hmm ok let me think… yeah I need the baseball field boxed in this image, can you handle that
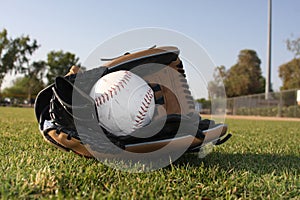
[0,107,299,199]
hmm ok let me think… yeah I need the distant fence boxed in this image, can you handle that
[2,89,300,118]
[226,89,300,118]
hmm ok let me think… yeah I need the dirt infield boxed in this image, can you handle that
[201,114,300,122]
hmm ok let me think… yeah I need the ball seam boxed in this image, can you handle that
[133,87,154,131]
[94,71,132,106]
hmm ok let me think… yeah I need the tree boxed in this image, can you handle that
[29,60,47,80]
[0,29,10,89]
[208,66,226,98]
[25,60,47,102]
[2,76,45,104]
[278,36,300,90]
[47,50,80,84]
[2,60,46,105]
[279,58,300,90]
[286,36,300,58]
[224,49,265,97]
[0,28,39,89]
[196,98,211,109]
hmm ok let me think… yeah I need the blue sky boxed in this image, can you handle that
[1,0,300,93]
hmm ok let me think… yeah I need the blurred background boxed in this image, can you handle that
[0,0,300,117]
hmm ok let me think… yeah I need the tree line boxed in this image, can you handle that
[1,28,300,102]
[208,36,300,98]
[0,29,80,102]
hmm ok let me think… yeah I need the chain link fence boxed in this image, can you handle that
[226,89,300,118]
[2,89,300,118]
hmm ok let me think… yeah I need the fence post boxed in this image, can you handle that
[294,90,297,117]
[233,98,236,115]
[278,91,282,117]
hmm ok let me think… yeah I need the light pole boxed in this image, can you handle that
[265,0,272,99]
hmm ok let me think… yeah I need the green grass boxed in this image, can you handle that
[0,107,299,199]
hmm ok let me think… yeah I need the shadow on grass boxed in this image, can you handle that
[174,152,300,174]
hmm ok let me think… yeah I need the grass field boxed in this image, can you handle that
[0,107,299,199]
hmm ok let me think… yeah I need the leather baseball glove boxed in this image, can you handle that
[34,46,231,158]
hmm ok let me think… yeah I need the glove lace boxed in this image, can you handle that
[49,98,79,140]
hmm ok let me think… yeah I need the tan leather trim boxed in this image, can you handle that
[65,65,80,76]
[47,130,93,157]
[45,126,227,157]
[103,46,179,67]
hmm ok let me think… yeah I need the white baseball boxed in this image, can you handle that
[89,70,155,136]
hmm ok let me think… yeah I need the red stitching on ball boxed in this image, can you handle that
[136,115,144,120]
[114,87,118,94]
[121,79,127,86]
[101,95,106,104]
[139,110,146,116]
[105,93,109,101]
[93,71,132,105]
[133,87,154,130]
[108,89,113,97]
[142,101,149,109]
[95,97,100,106]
